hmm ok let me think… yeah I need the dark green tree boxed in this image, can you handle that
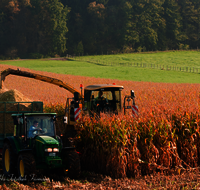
[28,0,69,56]
[119,1,139,52]
[0,0,21,57]
[178,0,200,49]
[0,6,5,56]
[84,1,106,54]
[0,0,69,58]
[61,0,92,54]
[104,0,133,52]
[133,0,165,51]
[162,0,183,50]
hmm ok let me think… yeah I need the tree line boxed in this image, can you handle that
[0,0,199,59]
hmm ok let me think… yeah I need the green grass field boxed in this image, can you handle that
[79,50,200,68]
[0,51,200,83]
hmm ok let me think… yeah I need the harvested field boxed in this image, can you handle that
[0,167,200,189]
[0,64,199,110]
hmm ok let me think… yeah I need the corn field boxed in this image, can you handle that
[1,65,200,179]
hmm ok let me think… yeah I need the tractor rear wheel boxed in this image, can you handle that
[66,151,81,178]
[2,142,16,176]
[17,153,36,180]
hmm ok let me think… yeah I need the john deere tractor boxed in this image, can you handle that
[1,104,80,179]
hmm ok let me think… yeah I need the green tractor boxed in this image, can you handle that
[2,112,81,179]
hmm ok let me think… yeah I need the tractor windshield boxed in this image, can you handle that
[84,89,122,113]
[27,115,55,138]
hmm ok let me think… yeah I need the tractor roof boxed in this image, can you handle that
[84,84,124,91]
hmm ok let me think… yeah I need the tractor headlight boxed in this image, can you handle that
[45,148,52,152]
[53,148,59,152]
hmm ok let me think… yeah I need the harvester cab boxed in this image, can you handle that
[65,83,137,126]
[83,84,123,114]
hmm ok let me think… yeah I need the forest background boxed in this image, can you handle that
[0,0,200,59]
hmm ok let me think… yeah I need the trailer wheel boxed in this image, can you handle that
[2,142,16,176]
[17,153,36,180]
[66,151,81,178]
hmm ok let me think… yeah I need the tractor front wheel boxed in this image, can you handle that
[17,153,36,180]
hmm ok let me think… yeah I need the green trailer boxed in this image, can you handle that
[0,101,80,180]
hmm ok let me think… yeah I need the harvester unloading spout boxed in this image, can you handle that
[0,68,83,99]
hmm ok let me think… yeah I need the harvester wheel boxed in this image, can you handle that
[17,153,36,180]
[2,142,16,176]
[65,151,81,178]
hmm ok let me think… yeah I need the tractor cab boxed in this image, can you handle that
[84,84,123,114]
[11,113,64,170]
[12,113,57,141]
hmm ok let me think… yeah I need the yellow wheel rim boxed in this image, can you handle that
[20,160,25,178]
[4,149,10,172]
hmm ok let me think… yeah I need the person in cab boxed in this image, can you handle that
[94,91,109,113]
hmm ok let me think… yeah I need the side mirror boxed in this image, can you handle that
[74,92,79,108]
[131,90,135,98]
[74,92,79,102]
[63,116,68,124]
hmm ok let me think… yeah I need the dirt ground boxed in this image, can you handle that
[0,158,200,190]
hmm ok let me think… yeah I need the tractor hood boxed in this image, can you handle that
[35,136,59,145]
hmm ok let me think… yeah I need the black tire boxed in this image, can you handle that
[65,151,81,178]
[2,142,16,177]
[17,153,36,181]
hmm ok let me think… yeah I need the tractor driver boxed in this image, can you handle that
[94,91,109,112]
[28,120,42,138]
